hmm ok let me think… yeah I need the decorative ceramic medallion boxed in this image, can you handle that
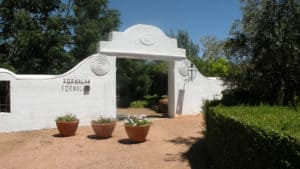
[90,54,111,76]
[178,60,197,81]
[178,60,190,77]
[139,33,156,46]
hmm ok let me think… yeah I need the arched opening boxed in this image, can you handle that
[116,58,168,117]
[98,24,186,117]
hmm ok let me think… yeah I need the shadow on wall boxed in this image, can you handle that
[176,89,185,115]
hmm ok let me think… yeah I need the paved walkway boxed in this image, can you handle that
[0,115,205,169]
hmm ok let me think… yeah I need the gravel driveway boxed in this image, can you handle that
[0,115,205,169]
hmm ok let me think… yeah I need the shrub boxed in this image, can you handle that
[129,100,149,108]
[144,94,159,107]
[92,116,116,124]
[124,115,152,126]
[205,105,300,169]
[161,95,168,99]
[56,114,77,122]
[143,94,159,100]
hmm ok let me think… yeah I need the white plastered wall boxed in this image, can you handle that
[172,59,224,115]
[0,24,224,132]
[0,54,116,132]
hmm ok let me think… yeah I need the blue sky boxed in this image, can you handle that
[109,0,243,45]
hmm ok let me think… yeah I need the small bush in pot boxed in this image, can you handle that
[124,115,152,142]
[56,114,79,137]
[91,116,116,138]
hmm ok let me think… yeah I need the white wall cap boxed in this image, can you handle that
[207,77,221,80]
[98,24,186,60]
[0,53,102,80]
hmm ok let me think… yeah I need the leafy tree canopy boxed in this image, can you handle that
[0,0,120,74]
[169,29,199,59]
[170,30,231,77]
[71,0,120,62]
[224,0,300,106]
[200,35,225,60]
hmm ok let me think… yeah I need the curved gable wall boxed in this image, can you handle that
[99,24,186,61]
[0,54,116,132]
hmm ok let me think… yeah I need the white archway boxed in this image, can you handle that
[98,24,186,117]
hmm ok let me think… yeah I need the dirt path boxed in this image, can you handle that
[117,107,167,118]
[0,115,205,169]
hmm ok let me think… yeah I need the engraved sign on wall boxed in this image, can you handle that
[61,78,91,95]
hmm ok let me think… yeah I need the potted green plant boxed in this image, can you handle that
[124,115,152,142]
[91,116,116,138]
[55,114,79,137]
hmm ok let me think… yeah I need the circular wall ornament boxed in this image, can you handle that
[178,60,190,77]
[90,54,111,76]
[139,33,156,46]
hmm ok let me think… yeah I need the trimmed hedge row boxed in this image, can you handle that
[205,105,300,169]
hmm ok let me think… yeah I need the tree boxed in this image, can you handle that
[0,0,120,74]
[146,61,168,97]
[116,58,169,107]
[200,35,225,60]
[224,0,300,106]
[0,0,72,74]
[170,30,231,77]
[117,59,153,103]
[169,29,199,59]
[70,0,120,62]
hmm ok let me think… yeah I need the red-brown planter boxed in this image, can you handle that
[56,120,79,137]
[91,121,116,138]
[159,98,168,114]
[124,125,151,142]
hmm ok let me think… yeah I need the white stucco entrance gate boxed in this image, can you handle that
[0,24,223,132]
[98,24,186,117]
[97,24,223,117]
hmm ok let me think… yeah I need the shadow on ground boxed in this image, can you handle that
[167,136,212,169]
[168,136,199,146]
[118,138,147,145]
[52,134,63,137]
[117,114,168,120]
[146,114,169,118]
[86,135,112,140]
[183,139,211,169]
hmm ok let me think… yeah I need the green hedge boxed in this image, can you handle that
[205,105,300,169]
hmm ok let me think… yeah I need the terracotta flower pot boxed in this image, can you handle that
[159,98,168,113]
[56,120,79,137]
[125,125,151,142]
[91,121,116,138]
